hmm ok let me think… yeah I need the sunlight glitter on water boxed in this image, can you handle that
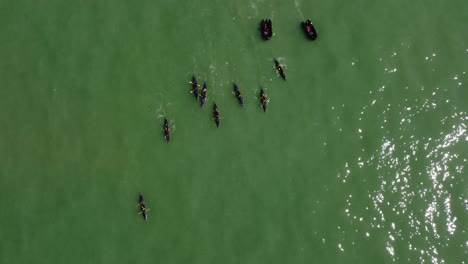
[337,83,467,262]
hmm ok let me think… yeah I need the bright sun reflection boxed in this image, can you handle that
[336,82,466,263]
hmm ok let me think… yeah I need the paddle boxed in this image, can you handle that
[138,208,150,214]
[232,91,243,97]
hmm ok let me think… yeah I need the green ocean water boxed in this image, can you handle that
[0,0,467,263]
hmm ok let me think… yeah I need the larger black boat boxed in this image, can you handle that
[302,19,318,40]
[260,19,272,40]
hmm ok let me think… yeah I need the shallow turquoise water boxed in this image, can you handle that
[0,0,467,263]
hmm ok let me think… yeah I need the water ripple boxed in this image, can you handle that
[338,90,467,262]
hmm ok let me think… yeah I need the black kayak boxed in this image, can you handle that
[213,103,220,127]
[233,84,244,106]
[274,58,286,80]
[163,118,170,143]
[200,83,207,107]
[302,19,318,40]
[139,193,148,222]
[260,19,272,40]
[190,76,199,99]
[260,89,268,112]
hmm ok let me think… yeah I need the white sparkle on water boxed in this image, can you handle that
[386,242,395,256]
[337,86,467,263]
